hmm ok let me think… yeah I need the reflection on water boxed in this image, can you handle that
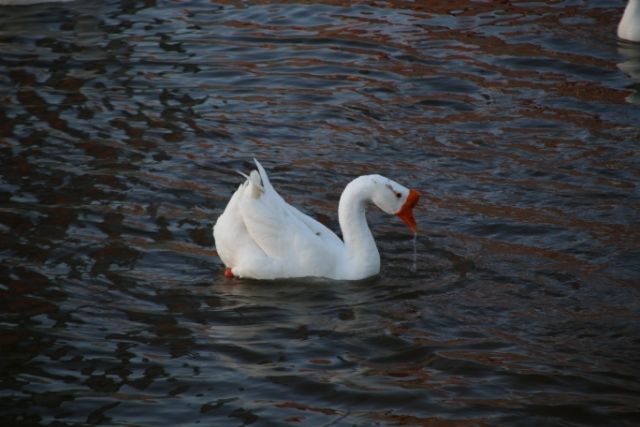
[618,42,640,103]
[1,0,639,425]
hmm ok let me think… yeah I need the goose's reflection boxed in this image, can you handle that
[618,42,640,104]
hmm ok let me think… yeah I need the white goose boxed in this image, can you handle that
[618,0,640,42]
[213,160,420,280]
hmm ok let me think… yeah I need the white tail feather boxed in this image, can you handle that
[247,170,264,197]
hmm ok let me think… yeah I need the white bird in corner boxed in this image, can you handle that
[618,0,640,42]
[213,159,420,281]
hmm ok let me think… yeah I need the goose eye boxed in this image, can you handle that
[395,192,402,198]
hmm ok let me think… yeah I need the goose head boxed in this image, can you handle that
[370,176,421,233]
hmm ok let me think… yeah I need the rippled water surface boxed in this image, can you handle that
[2,0,640,425]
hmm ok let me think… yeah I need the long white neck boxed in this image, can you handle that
[337,176,380,279]
[619,0,640,42]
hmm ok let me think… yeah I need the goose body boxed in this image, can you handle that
[619,0,640,42]
[213,160,420,280]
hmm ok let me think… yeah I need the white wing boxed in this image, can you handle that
[214,159,347,279]
[238,160,343,273]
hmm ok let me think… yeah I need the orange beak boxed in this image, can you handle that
[396,189,420,233]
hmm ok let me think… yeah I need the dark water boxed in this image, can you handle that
[1,0,639,425]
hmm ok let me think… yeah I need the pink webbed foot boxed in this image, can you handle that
[224,268,235,279]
